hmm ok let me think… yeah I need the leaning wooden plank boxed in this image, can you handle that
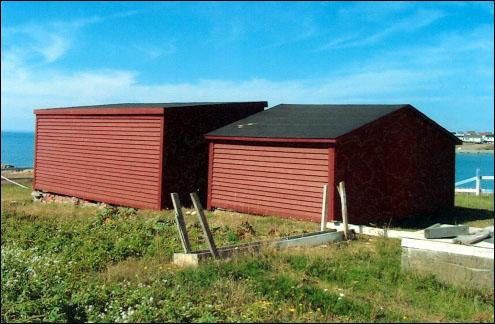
[170,193,192,253]
[424,224,469,239]
[190,192,219,259]
[454,231,491,245]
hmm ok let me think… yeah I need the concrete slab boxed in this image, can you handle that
[424,224,469,239]
[402,247,494,289]
[402,237,494,289]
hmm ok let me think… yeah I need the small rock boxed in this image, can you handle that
[31,191,43,199]
[97,203,108,209]
[83,202,98,208]
[31,191,42,202]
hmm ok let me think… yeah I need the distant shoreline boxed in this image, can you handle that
[455,151,494,155]
[456,143,494,155]
[456,150,494,155]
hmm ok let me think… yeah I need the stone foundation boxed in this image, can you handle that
[32,191,108,209]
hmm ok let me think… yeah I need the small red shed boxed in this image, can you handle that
[33,102,267,210]
[205,104,461,224]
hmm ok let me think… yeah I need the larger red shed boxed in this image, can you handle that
[205,104,461,224]
[33,102,267,210]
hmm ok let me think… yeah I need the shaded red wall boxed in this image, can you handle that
[333,108,457,225]
[162,103,266,208]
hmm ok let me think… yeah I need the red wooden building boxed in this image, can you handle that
[33,102,267,210]
[205,104,461,224]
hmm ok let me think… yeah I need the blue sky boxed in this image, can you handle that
[1,1,493,132]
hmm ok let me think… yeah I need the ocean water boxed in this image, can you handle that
[1,131,493,189]
[455,152,494,190]
[1,131,35,168]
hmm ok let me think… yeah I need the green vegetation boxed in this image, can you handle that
[455,194,494,227]
[2,184,494,323]
[393,193,494,230]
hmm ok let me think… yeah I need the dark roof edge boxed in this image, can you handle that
[35,101,267,110]
[164,101,268,112]
[204,135,336,143]
[329,104,408,140]
[34,107,166,115]
[337,105,462,144]
[34,101,268,115]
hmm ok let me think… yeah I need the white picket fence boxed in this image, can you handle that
[455,169,494,195]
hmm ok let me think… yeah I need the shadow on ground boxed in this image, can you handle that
[392,207,494,229]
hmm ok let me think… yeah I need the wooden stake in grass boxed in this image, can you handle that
[321,184,328,231]
[337,181,349,240]
[190,192,219,259]
[170,193,192,253]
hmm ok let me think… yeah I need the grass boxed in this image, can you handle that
[1,183,494,323]
[393,194,494,229]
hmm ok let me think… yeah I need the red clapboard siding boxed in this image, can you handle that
[34,115,163,209]
[209,142,330,221]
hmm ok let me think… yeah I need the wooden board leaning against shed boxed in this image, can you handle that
[170,190,348,267]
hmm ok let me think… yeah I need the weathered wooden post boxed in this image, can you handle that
[320,184,328,231]
[475,168,481,196]
[337,181,349,240]
[190,192,219,259]
[170,193,192,253]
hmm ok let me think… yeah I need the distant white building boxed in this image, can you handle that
[453,132,465,141]
[451,131,493,143]
[481,132,494,143]
[463,135,483,143]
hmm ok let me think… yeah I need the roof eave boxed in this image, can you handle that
[204,135,336,143]
[34,107,166,115]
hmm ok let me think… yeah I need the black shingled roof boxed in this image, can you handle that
[207,104,410,139]
[38,102,267,110]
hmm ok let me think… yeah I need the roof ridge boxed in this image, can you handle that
[206,103,458,144]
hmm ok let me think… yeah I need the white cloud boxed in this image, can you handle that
[0,60,453,131]
[3,21,491,131]
[1,6,492,132]
[34,34,70,63]
[320,9,445,50]
[2,26,71,64]
[1,9,145,66]
[337,2,414,21]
